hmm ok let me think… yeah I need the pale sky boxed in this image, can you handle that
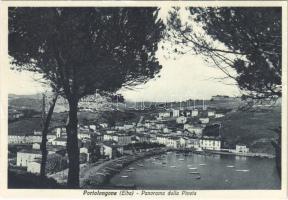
[8,52,241,101]
[7,7,241,102]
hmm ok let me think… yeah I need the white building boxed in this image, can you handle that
[78,131,91,140]
[112,134,132,145]
[172,109,180,117]
[136,134,151,143]
[16,149,42,167]
[215,113,225,118]
[156,135,179,148]
[200,138,221,151]
[32,143,41,150]
[56,127,67,138]
[9,135,42,144]
[99,123,108,128]
[51,137,67,146]
[124,124,135,130]
[27,159,41,174]
[199,118,210,124]
[191,110,199,117]
[103,133,114,141]
[176,116,187,124]
[106,130,116,134]
[235,145,249,153]
[8,135,26,144]
[159,112,171,118]
[208,111,215,117]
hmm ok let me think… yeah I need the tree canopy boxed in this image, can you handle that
[9,7,164,101]
[166,7,281,100]
[9,7,165,188]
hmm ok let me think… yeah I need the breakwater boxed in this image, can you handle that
[168,148,275,159]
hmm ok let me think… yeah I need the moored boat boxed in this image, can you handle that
[189,172,200,174]
[189,167,197,170]
[235,169,249,172]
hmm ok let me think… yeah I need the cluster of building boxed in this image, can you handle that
[9,107,249,176]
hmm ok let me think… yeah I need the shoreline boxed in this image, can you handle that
[80,148,167,189]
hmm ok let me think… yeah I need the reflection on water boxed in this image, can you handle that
[109,152,280,190]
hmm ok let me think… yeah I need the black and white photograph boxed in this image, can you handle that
[1,1,287,197]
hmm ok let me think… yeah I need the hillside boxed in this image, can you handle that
[220,107,281,154]
[8,110,139,135]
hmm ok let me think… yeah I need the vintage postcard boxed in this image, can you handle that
[0,1,287,199]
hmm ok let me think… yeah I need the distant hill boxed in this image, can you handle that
[9,97,42,111]
[220,106,281,154]
[8,109,138,135]
[9,93,43,99]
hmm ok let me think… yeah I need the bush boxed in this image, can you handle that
[8,170,65,189]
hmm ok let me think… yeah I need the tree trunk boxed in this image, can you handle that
[271,127,281,179]
[40,93,58,177]
[66,98,80,188]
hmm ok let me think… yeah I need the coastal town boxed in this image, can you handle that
[9,94,273,187]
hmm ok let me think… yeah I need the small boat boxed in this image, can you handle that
[125,170,133,172]
[170,166,177,168]
[189,167,197,170]
[121,175,129,178]
[226,165,235,168]
[199,164,206,166]
[178,158,184,161]
[236,169,249,172]
[189,172,200,174]
[195,176,201,179]
[128,167,135,170]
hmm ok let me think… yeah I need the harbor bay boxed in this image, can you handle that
[109,152,280,190]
